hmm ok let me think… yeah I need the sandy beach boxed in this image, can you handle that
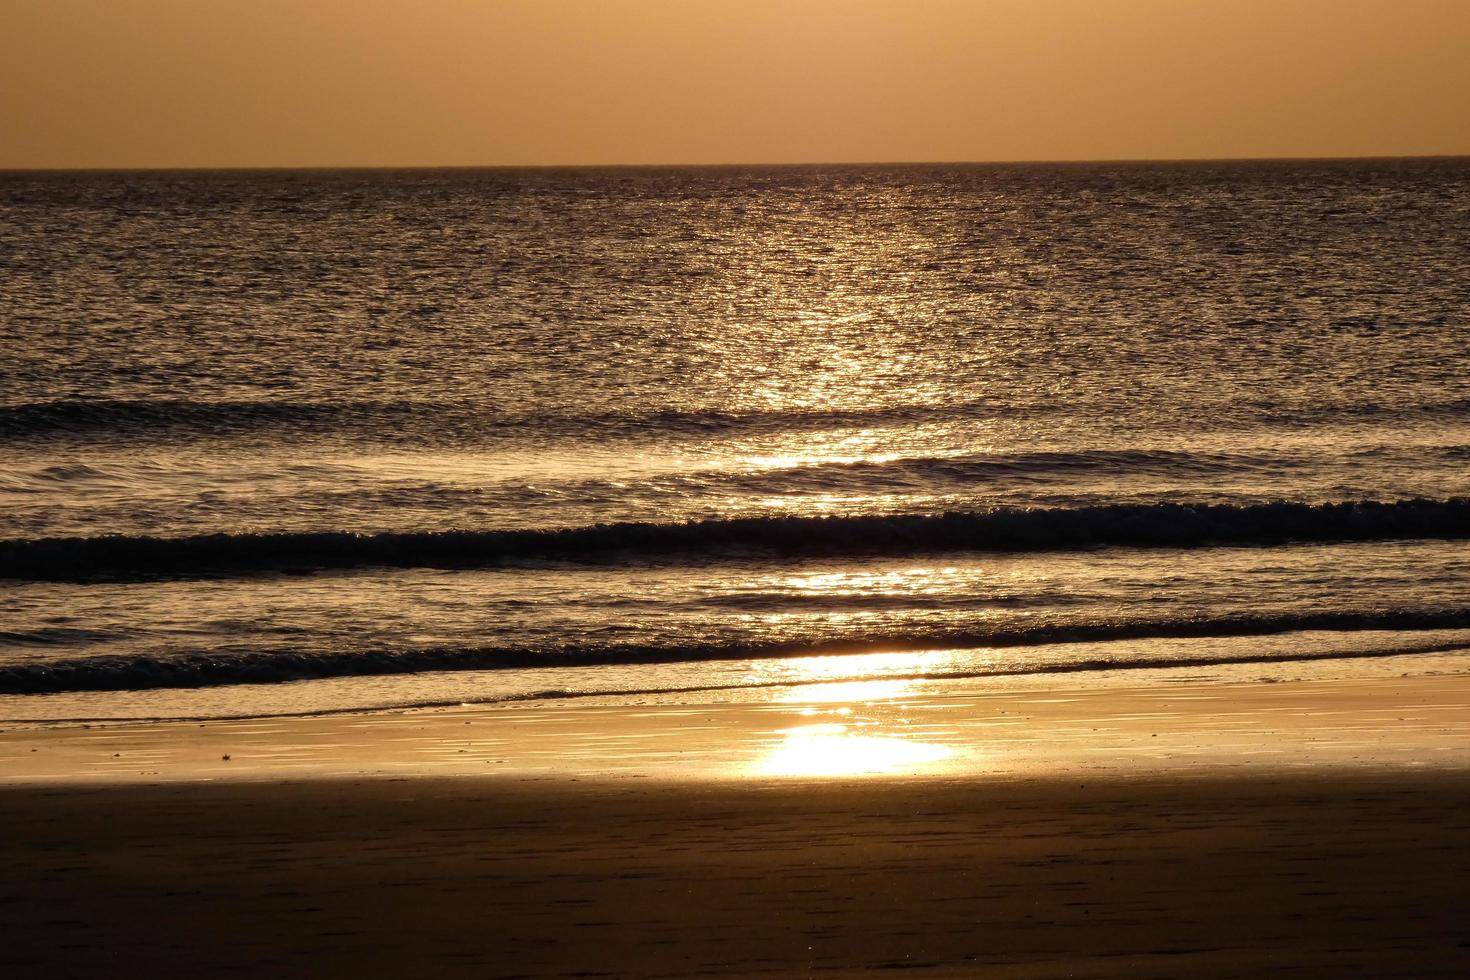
[4,669,1469,978]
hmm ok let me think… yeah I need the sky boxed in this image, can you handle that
[3,0,1468,168]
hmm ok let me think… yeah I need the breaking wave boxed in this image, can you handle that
[0,398,1027,443]
[4,607,1470,694]
[6,393,1470,445]
[4,497,1470,582]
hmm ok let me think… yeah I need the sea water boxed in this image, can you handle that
[4,160,1470,721]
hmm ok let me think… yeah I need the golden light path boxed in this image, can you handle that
[750,651,963,778]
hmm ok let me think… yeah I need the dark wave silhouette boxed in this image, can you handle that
[0,447,1302,496]
[6,393,1470,444]
[0,399,355,440]
[0,397,1026,443]
[3,497,1469,582]
[3,607,1469,695]
[708,448,1299,491]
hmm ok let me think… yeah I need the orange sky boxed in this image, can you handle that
[3,0,1468,168]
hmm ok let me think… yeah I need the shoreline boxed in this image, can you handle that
[7,626,1470,728]
[4,667,1468,784]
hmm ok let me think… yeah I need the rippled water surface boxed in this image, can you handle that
[3,160,1469,716]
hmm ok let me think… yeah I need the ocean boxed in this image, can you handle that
[4,158,1470,722]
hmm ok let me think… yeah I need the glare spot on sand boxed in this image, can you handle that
[755,724,955,777]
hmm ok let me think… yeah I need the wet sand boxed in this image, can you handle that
[3,672,1470,977]
[5,772,1470,978]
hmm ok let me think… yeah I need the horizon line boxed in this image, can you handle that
[3,152,1469,174]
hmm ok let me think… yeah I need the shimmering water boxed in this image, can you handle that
[3,159,1470,718]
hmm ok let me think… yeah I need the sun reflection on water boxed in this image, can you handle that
[779,678,917,704]
[740,451,907,470]
[748,648,960,687]
[749,649,964,777]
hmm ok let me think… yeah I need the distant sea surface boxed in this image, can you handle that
[4,160,1470,720]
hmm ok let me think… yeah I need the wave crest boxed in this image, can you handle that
[3,497,1469,582]
[4,607,1469,694]
[8,394,1470,444]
